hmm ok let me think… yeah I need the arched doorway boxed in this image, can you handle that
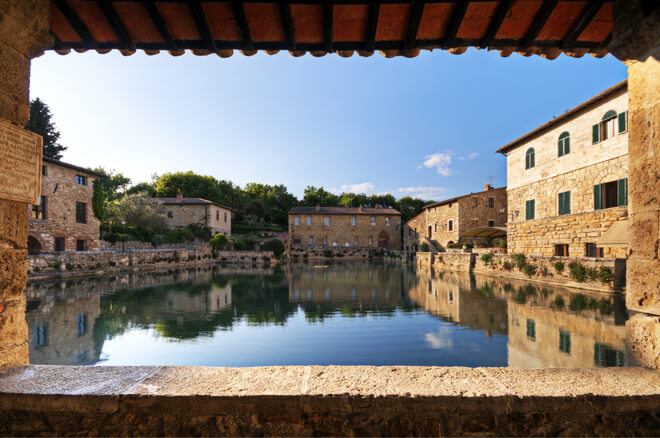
[27,236,42,255]
[378,231,389,249]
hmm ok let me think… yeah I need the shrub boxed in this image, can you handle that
[569,262,587,282]
[586,267,599,282]
[209,233,230,250]
[502,261,514,271]
[512,254,526,269]
[569,293,587,312]
[420,243,430,252]
[263,239,285,257]
[598,267,614,284]
[161,227,195,244]
[598,298,613,315]
[480,253,494,266]
[234,239,248,251]
[554,295,565,309]
[521,263,537,277]
[553,261,565,274]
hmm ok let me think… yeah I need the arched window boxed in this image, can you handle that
[602,110,617,121]
[558,132,570,157]
[525,148,535,169]
[593,109,623,143]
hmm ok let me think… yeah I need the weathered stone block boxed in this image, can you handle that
[0,343,28,367]
[626,257,660,315]
[0,0,53,58]
[0,248,27,302]
[629,211,660,259]
[626,313,660,369]
[0,198,27,248]
[0,89,29,126]
[0,295,27,346]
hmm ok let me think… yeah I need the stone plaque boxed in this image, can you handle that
[0,119,42,204]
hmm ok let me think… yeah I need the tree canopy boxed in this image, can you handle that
[25,98,67,159]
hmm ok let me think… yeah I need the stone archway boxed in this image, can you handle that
[378,230,389,249]
[27,236,42,255]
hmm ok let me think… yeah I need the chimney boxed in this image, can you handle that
[484,184,492,191]
[374,204,382,209]
[358,205,363,212]
[315,203,320,211]
[176,192,183,202]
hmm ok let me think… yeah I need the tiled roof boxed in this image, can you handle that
[289,206,400,216]
[42,156,104,177]
[157,198,233,210]
[496,80,628,154]
[423,186,506,210]
[49,1,613,59]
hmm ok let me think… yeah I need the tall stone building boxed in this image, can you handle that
[156,194,232,236]
[27,157,103,254]
[497,80,629,258]
[404,185,507,251]
[288,205,402,250]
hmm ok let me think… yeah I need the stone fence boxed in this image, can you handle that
[27,247,273,277]
[288,245,414,263]
[416,251,625,292]
[99,240,202,251]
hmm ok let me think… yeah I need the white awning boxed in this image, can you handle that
[597,220,629,247]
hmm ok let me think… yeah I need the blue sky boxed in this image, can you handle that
[30,48,627,201]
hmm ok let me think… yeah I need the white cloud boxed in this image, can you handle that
[420,153,452,176]
[458,152,479,160]
[339,182,375,194]
[425,327,454,350]
[398,186,447,200]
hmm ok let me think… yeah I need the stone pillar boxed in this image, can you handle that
[0,0,52,367]
[610,1,660,369]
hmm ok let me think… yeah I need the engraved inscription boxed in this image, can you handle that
[0,119,42,204]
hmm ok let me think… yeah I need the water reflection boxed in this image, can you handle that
[24,262,629,367]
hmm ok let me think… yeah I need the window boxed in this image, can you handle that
[216,211,219,221]
[76,314,87,337]
[42,165,47,176]
[525,199,535,220]
[351,216,356,226]
[369,236,373,246]
[585,243,604,258]
[75,174,87,185]
[293,238,301,244]
[31,196,47,219]
[323,236,328,245]
[488,197,494,208]
[593,110,627,143]
[167,211,173,219]
[75,202,87,224]
[594,343,626,367]
[559,329,571,354]
[324,216,330,225]
[76,240,86,251]
[294,216,300,225]
[306,216,312,225]
[434,222,438,232]
[555,244,569,257]
[558,131,570,157]
[448,220,453,231]
[558,191,570,216]
[385,217,391,226]
[525,148,535,169]
[55,237,65,252]
[488,220,495,227]
[594,178,627,210]
[33,324,48,348]
[526,319,536,341]
[370,217,376,226]
[224,212,227,222]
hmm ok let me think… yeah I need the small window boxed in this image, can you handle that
[369,236,373,246]
[75,175,87,185]
[167,211,173,219]
[75,202,87,224]
[306,216,312,225]
[351,217,356,226]
[76,240,86,251]
[488,220,495,227]
[55,237,65,252]
[525,199,535,220]
[526,319,536,341]
[558,131,570,157]
[216,211,219,221]
[76,314,87,337]
[31,196,47,220]
[558,191,570,216]
[585,243,603,258]
[559,329,571,354]
[525,148,535,170]
[594,178,627,210]
[593,110,619,143]
[555,244,569,257]
[325,216,330,225]
[434,222,438,232]
[224,212,227,223]
[594,343,626,367]
[33,324,48,348]
[488,197,494,208]
[385,217,391,226]
[42,165,47,176]
[371,217,376,226]
[323,236,328,245]
[293,238,301,244]
[294,216,300,225]
[448,220,453,231]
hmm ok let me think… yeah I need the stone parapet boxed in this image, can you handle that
[288,245,413,263]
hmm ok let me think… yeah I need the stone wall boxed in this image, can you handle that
[416,252,473,273]
[508,206,628,258]
[99,240,201,251]
[288,245,412,263]
[161,202,232,236]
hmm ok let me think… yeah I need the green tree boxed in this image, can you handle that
[243,183,298,225]
[111,193,167,233]
[93,167,131,202]
[153,171,240,208]
[126,182,156,197]
[25,98,67,159]
[303,186,339,207]
[395,197,435,222]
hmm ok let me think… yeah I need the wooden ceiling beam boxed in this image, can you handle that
[144,0,179,51]
[561,0,605,48]
[480,0,514,47]
[278,3,295,50]
[97,0,135,51]
[189,1,217,52]
[443,0,468,48]
[404,1,425,51]
[363,2,380,52]
[231,1,254,51]
[324,3,334,52]
[52,0,96,47]
[520,0,558,48]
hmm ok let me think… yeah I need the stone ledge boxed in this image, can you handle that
[0,365,658,435]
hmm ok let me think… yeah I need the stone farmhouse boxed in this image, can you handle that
[497,80,628,259]
[27,157,103,254]
[405,185,508,252]
[288,205,402,250]
[156,193,232,236]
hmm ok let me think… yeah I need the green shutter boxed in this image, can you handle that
[618,178,628,206]
[592,124,600,144]
[594,184,602,210]
[618,112,627,133]
[565,136,569,154]
[565,191,570,214]
[558,139,562,157]
[526,200,535,220]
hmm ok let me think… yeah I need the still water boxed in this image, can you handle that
[24,262,629,367]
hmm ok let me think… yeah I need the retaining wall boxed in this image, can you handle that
[288,245,413,263]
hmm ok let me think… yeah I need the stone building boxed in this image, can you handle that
[156,193,232,236]
[27,157,103,254]
[288,205,402,250]
[404,185,507,251]
[497,81,629,258]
